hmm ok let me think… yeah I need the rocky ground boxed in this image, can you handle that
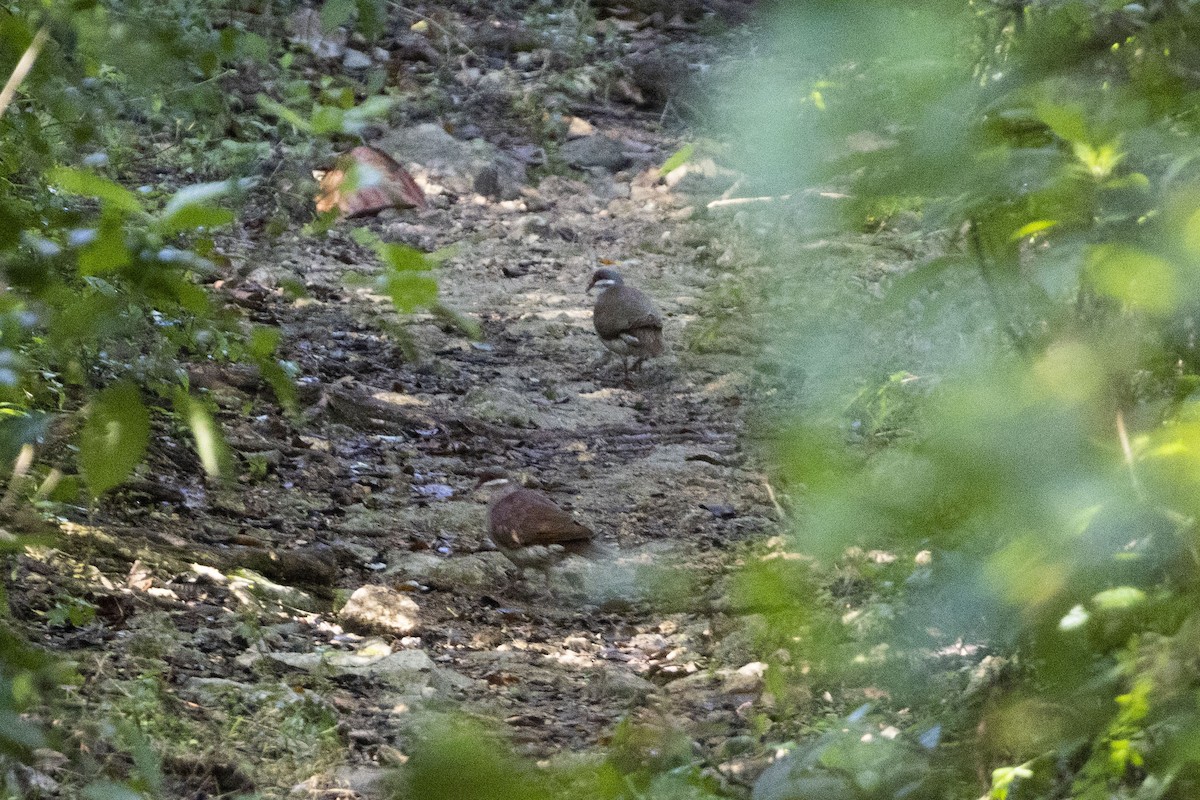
[1,2,918,798]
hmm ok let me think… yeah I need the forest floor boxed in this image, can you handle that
[3,3,933,798]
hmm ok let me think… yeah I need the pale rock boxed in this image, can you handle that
[723,661,768,694]
[338,585,421,636]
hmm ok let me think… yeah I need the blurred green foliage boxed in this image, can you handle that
[723,0,1200,797]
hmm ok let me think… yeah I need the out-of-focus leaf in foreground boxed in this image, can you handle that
[79,382,150,495]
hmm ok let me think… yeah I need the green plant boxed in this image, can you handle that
[723,1,1200,797]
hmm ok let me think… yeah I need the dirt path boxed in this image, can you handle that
[267,164,781,765]
[9,126,786,800]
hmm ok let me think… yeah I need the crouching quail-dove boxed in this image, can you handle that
[587,267,663,381]
[475,470,599,572]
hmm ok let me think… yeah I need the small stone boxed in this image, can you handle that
[723,661,768,694]
[343,48,372,69]
[718,735,757,759]
[587,667,658,701]
[566,116,596,138]
[560,135,630,170]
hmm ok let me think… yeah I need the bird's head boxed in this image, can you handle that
[587,267,624,295]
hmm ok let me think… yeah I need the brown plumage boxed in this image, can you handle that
[587,267,663,379]
[489,486,594,549]
[477,472,595,569]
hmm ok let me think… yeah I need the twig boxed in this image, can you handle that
[0,25,50,120]
[763,478,786,520]
[1115,409,1143,497]
[718,177,744,201]
[707,194,793,209]
[386,2,480,59]
[0,443,35,516]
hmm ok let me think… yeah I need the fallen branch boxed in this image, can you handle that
[0,25,49,120]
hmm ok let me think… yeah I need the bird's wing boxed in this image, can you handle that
[594,287,662,339]
[493,490,593,546]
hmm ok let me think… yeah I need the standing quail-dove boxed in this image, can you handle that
[587,267,664,381]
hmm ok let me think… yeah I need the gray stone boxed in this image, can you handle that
[266,645,471,695]
[333,506,395,537]
[427,552,513,589]
[331,766,388,798]
[560,135,630,170]
[384,552,444,581]
[286,7,347,60]
[464,385,538,427]
[662,157,738,196]
[330,540,381,566]
[183,677,331,714]
[664,670,717,695]
[587,667,658,701]
[227,569,319,612]
[246,264,302,289]
[376,124,526,200]
[342,48,372,70]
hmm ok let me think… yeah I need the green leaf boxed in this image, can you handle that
[385,271,438,312]
[174,392,232,480]
[0,201,23,249]
[256,94,312,132]
[1010,219,1058,240]
[377,242,430,272]
[659,143,696,177]
[77,219,131,275]
[248,326,282,360]
[81,781,145,800]
[432,302,482,339]
[0,710,45,752]
[321,0,356,31]
[342,95,394,133]
[356,0,386,39]
[247,328,297,414]
[237,31,271,62]
[160,178,253,220]
[258,359,298,416]
[1036,101,1088,145]
[426,244,460,266]
[1086,244,1178,313]
[1092,586,1146,611]
[79,382,150,495]
[156,204,235,234]
[311,104,346,135]
[349,227,380,248]
[47,167,144,216]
